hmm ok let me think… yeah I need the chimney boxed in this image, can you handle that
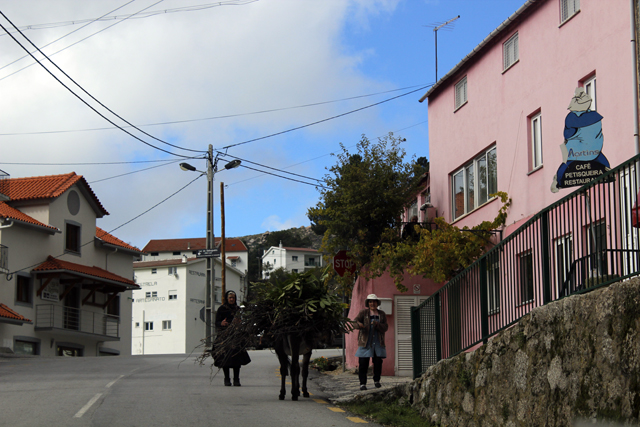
[182,255,187,263]
[279,240,283,248]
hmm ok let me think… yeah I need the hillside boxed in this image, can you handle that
[237,225,323,252]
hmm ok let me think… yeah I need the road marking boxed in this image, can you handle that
[346,417,368,423]
[105,375,124,388]
[328,407,345,413]
[74,393,102,418]
[313,399,328,404]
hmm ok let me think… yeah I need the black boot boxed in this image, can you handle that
[233,378,241,386]
[224,378,231,386]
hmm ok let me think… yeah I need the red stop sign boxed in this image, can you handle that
[333,250,356,277]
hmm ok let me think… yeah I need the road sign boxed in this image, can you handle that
[333,250,356,277]
[196,248,220,258]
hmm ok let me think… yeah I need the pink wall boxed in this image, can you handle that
[427,0,636,232]
[345,269,443,376]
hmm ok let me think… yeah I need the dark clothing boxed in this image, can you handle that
[359,356,383,384]
[214,303,251,368]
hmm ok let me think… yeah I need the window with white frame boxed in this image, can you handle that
[168,266,177,275]
[503,32,519,71]
[530,112,543,169]
[584,75,596,111]
[451,146,497,219]
[151,268,157,274]
[146,291,157,298]
[169,290,177,300]
[162,320,171,330]
[145,322,153,331]
[560,0,580,23]
[292,256,298,262]
[230,259,237,267]
[408,200,418,221]
[454,76,467,110]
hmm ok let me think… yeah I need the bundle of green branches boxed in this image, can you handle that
[198,267,351,367]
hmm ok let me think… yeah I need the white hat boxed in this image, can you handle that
[365,294,380,305]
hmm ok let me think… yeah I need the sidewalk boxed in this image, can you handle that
[311,359,413,404]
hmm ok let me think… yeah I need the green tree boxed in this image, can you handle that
[308,133,424,286]
[369,192,511,291]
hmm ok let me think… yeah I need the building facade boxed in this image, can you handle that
[421,0,638,237]
[0,172,141,357]
[132,238,248,355]
[261,243,323,278]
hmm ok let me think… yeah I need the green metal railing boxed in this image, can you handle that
[412,154,640,378]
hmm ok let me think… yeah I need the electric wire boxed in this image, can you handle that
[0,159,188,166]
[0,1,260,35]
[88,158,191,184]
[0,14,199,159]
[0,0,136,73]
[217,152,323,183]
[0,9,204,156]
[220,84,432,150]
[0,0,164,83]
[237,164,326,188]
[0,84,429,136]
[5,172,204,277]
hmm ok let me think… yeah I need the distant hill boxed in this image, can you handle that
[237,226,323,253]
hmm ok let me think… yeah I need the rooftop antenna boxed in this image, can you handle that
[426,15,460,82]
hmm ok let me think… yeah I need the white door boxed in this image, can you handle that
[395,295,428,377]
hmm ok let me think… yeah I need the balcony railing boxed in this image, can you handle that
[35,304,120,340]
[0,244,7,273]
[304,261,322,267]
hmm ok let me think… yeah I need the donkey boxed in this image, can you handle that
[273,330,333,401]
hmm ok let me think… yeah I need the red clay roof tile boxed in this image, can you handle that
[0,303,31,323]
[6,173,108,216]
[142,237,247,253]
[96,227,142,253]
[0,202,59,231]
[33,256,138,288]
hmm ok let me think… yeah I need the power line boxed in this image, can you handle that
[0,12,201,159]
[0,1,260,35]
[237,164,326,188]
[0,0,136,73]
[0,84,429,136]
[0,159,188,166]
[88,158,190,184]
[221,84,432,150]
[217,153,323,183]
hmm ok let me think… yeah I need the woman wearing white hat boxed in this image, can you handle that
[353,293,388,390]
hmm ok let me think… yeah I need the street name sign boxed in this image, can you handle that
[196,248,220,258]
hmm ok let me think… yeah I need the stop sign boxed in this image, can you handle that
[333,250,356,277]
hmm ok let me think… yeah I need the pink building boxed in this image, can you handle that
[410,0,640,370]
[421,0,638,235]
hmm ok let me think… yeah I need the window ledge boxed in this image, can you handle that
[527,165,543,175]
[559,9,580,28]
[451,195,499,224]
[502,59,519,74]
[454,100,468,113]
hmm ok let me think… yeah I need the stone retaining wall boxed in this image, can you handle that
[403,277,640,426]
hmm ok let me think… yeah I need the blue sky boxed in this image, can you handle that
[0,0,525,249]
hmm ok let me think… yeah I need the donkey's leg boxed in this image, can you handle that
[301,350,312,398]
[275,347,289,401]
[289,336,301,401]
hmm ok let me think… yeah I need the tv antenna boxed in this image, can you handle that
[425,15,460,82]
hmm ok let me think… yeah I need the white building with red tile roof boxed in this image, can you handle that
[132,239,247,355]
[0,171,142,357]
[261,242,324,279]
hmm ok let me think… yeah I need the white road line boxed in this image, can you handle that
[74,393,102,418]
[105,375,124,388]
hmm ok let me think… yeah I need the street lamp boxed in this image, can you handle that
[180,145,240,350]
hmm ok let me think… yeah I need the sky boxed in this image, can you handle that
[0,0,526,250]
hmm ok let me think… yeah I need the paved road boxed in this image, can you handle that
[0,349,383,427]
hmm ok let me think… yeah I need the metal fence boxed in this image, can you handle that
[35,304,120,338]
[411,154,640,378]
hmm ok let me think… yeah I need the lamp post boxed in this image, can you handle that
[180,145,240,350]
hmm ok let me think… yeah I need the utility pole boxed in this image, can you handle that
[205,144,216,349]
[220,181,226,300]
